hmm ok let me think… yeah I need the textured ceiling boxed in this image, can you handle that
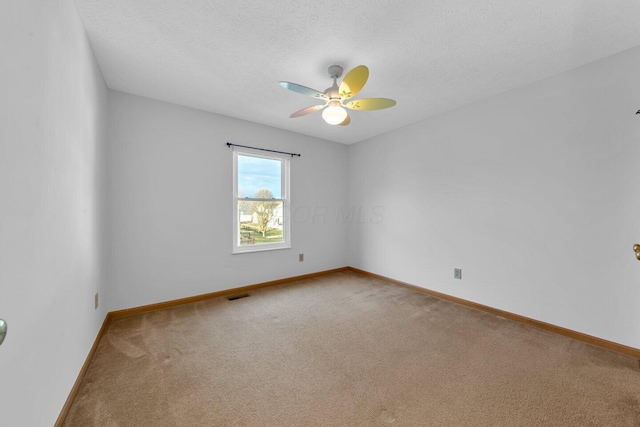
[73,0,640,144]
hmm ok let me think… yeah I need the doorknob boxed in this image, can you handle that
[0,319,6,346]
[634,244,640,260]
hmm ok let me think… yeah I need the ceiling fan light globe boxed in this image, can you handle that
[322,105,348,125]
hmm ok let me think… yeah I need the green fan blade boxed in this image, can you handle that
[345,98,396,111]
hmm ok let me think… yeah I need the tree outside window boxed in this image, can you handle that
[233,149,290,253]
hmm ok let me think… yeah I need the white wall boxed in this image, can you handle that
[106,91,349,311]
[0,1,108,426]
[349,46,640,348]
[3,3,638,423]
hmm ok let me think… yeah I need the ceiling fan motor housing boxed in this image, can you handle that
[325,65,343,100]
[327,65,343,79]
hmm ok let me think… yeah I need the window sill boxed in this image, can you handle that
[232,244,291,254]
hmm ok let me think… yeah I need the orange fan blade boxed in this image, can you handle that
[338,115,351,126]
[339,65,368,101]
[345,98,396,111]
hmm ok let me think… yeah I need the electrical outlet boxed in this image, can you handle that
[95,292,99,309]
[299,253,304,262]
[454,268,462,280]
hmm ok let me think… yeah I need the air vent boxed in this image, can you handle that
[227,293,250,301]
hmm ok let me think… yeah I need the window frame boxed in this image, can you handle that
[232,147,291,254]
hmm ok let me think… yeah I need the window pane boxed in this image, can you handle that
[237,155,282,198]
[238,200,284,246]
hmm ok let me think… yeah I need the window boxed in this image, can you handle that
[232,147,290,253]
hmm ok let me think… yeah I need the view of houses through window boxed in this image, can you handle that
[238,194,283,245]
[233,149,290,252]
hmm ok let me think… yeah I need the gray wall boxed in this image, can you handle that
[348,45,640,349]
[0,0,109,425]
[106,91,349,311]
[4,3,640,424]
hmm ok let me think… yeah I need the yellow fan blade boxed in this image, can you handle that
[339,65,369,100]
[290,104,325,118]
[338,115,351,126]
[345,98,396,111]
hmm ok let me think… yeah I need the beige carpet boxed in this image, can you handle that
[63,271,640,426]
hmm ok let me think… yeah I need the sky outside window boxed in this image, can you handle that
[237,155,282,198]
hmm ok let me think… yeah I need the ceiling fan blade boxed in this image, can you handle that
[345,98,396,111]
[339,65,369,100]
[279,81,328,100]
[338,115,351,126]
[289,104,325,118]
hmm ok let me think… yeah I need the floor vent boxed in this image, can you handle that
[227,293,250,301]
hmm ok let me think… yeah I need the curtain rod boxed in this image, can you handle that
[226,142,301,157]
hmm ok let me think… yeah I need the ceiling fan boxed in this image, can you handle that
[279,65,396,126]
